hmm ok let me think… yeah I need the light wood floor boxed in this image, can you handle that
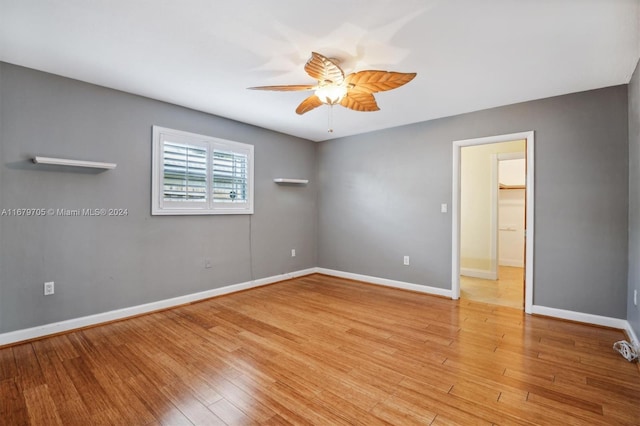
[461,266,525,309]
[1,274,639,425]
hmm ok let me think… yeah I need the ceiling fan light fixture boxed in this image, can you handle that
[315,84,347,105]
[249,52,416,117]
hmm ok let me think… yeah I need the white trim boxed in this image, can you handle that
[452,138,462,300]
[531,305,630,330]
[490,153,499,279]
[624,322,640,350]
[452,131,534,313]
[524,136,534,312]
[460,268,497,280]
[0,268,316,347]
[316,268,453,298]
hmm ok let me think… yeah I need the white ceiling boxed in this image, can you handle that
[1,0,639,142]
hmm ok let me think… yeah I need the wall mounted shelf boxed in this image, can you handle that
[273,178,309,184]
[33,156,117,170]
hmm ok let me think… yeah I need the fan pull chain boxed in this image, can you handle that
[327,105,334,133]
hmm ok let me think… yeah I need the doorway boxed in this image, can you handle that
[459,150,525,308]
[452,131,534,313]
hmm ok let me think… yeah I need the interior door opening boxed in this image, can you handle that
[452,131,534,313]
[459,150,526,309]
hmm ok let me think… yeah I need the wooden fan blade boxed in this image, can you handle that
[248,84,316,91]
[344,71,416,94]
[339,92,380,112]
[296,95,324,115]
[304,52,345,85]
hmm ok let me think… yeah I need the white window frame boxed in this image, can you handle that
[152,126,254,215]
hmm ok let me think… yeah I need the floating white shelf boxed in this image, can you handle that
[273,178,309,184]
[33,156,117,170]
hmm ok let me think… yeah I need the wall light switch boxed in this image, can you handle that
[441,203,448,213]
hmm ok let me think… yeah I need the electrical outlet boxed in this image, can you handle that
[403,256,410,266]
[291,249,296,257]
[44,281,54,295]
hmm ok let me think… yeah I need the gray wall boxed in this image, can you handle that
[0,60,632,334]
[629,59,640,339]
[318,85,629,319]
[0,62,318,333]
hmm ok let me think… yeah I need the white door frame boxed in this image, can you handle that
[452,131,534,313]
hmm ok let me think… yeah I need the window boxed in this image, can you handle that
[152,126,254,215]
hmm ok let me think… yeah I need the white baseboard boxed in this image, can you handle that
[624,322,640,351]
[2,267,633,347]
[460,267,497,280]
[531,305,629,330]
[316,268,453,298]
[0,268,316,347]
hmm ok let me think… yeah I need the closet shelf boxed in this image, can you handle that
[499,183,525,190]
[33,156,117,170]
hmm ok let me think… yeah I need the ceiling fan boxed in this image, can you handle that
[249,52,416,117]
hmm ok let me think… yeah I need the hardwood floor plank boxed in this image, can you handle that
[125,374,192,426]
[586,375,640,399]
[23,384,63,425]
[90,361,157,424]
[12,344,45,391]
[0,274,638,425]
[31,345,92,424]
[207,398,255,425]
[311,388,393,426]
[260,413,294,425]
[0,344,18,381]
[448,378,502,405]
[0,378,29,425]
[525,392,609,425]
[370,395,436,425]
[159,380,226,425]
[53,397,93,426]
[393,384,496,426]
[61,357,123,419]
[265,380,354,426]
[46,335,80,362]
